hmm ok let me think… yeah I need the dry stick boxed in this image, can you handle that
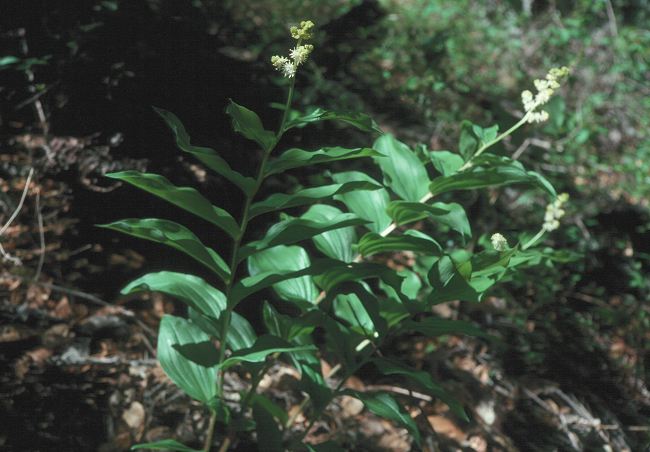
[0,168,35,264]
[33,187,45,281]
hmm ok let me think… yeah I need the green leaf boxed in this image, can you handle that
[100,219,230,283]
[106,171,240,238]
[120,271,256,349]
[122,271,225,316]
[372,358,468,421]
[331,171,392,233]
[245,245,319,305]
[157,315,219,405]
[429,150,464,176]
[251,393,289,426]
[153,107,256,195]
[238,215,367,262]
[220,335,316,370]
[226,100,276,151]
[429,155,556,197]
[427,255,481,304]
[315,262,406,304]
[252,399,284,452]
[386,200,448,225]
[262,302,320,341]
[131,439,202,451]
[284,107,382,133]
[472,124,499,146]
[458,120,480,161]
[344,390,421,445]
[332,283,387,337]
[0,56,20,67]
[373,134,430,201]
[301,205,357,262]
[357,230,442,257]
[265,147,380,176]
[249,181,380,218]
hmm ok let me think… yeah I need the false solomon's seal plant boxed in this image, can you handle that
[102,20,571,452]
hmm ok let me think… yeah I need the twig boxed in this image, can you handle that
[0,167,34,237]
[0,167,34,265]
[364,384,433,402]
[604,0,619,37]
[33,187,45,281]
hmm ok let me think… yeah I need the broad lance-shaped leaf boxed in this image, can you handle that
[100,219,231,282]
[373,134,430,202]
[252,398,283,452]
[157,315,219,405]
[386,201,471,241]
[106,171,240,238]
[427,255,490,304]
[245,245,319,305]
[429,154,556,197]
[284,107,382,133]
[237,214,368,262]
[121,272,255,350]
[226,100,276,151]
[332,171,392,233]
[357,230,442,257]
[458,120,480,161]
[372,358,469,421]
[219,335,316,370]
[249,181,381,218]
[429,150,464,176]
[265,147,380,176]
[153,107,256,195]
[343,390,421,446]
[132,439,202,452]
[301,204,357,263]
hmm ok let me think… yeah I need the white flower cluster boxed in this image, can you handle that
[271,20,315,78]
[521,66,570,123]
[491,233,509,251]
[543,193,569,231]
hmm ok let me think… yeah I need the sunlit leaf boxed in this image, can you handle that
[373,134,430,201]
[429,150,464,176]
[245,245,319,305]
[331,171,392,233]
[157,315,219,405]
[284,107,383,133]
[238,215,367,262]
[265,147,379,176]
[302,205,357,262]
[249,181,380,218]
[429,155,556,197]
[357,230,442,257]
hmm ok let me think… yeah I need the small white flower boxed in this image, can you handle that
[543,193,569,231]
[521,67,570,120]
[281,61,296,78]
[491,233,509,251]
[290,44,313,65]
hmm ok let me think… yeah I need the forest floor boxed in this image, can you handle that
[2,128,649,452]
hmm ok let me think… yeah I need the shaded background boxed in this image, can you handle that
[1,1,649,450]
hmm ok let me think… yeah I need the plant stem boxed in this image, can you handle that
[204,76,298,452]
[522,227,546,250]
[203,410,218,452]
[458,113,530,171]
